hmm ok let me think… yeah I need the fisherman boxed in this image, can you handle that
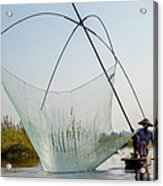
[132,118,154,158]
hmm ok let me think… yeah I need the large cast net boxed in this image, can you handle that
[1,65,132,172]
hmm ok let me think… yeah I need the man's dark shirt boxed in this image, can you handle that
[136,128,153,145]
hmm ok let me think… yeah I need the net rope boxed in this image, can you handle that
[1,66,132,172]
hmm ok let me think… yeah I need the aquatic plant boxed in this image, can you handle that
[1,115,39,167]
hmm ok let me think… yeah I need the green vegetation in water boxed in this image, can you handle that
[95,132,133,154]
[1,115,39,168]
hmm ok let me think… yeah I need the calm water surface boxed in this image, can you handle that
[1,149,154,181]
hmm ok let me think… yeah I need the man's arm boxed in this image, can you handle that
[151,131,154,146]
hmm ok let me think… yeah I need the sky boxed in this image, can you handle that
[1,0,155,132]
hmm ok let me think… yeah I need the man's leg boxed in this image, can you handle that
[132,135,140,157]
[140,141,147,157]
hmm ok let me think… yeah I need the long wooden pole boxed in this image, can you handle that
[72,3,134,132]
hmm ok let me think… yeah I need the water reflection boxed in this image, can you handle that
[1,149,154,181]
[1,163,154,181]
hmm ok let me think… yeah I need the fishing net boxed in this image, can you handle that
[1,65,132,172]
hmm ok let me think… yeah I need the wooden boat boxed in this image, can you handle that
[121,157,147,169]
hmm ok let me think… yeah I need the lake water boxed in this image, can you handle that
[1,149,155,181]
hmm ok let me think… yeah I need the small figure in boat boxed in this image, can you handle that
[132,118,154,158]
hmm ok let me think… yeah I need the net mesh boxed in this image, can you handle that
[1,65,132,172]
